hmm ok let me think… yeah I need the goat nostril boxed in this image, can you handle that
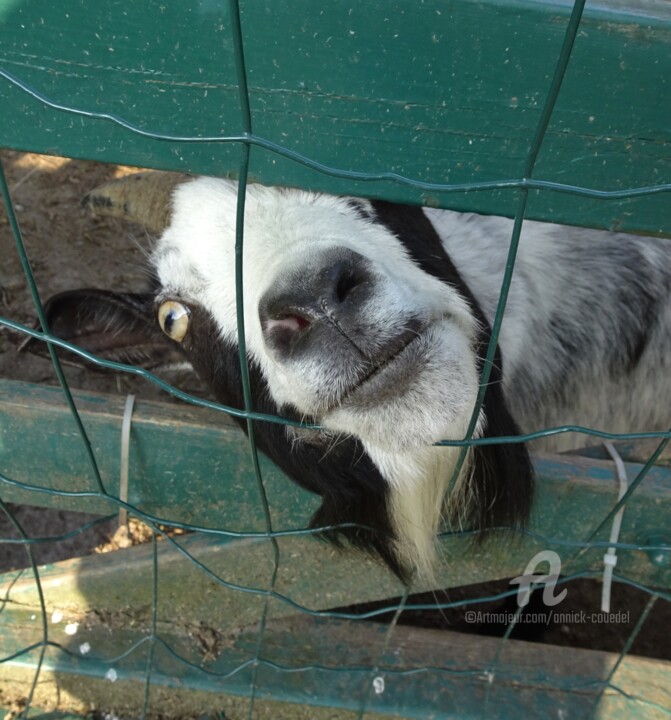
[264,313,311,334]
[262,312,311,355]
[334,265,367,304]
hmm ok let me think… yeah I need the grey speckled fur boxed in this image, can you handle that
[427,208,671,451]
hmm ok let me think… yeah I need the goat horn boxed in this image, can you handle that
[81,170,192,235]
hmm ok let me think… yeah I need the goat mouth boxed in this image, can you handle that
[337,322,429,408]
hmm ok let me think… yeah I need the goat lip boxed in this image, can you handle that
[336,325,430,409]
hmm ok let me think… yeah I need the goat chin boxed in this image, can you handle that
[28,174,671,582]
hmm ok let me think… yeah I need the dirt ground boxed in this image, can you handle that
[0,151,669,709]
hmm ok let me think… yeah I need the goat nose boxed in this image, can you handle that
[259,250,374,355]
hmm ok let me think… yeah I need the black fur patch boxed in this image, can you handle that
[181,305,405,578]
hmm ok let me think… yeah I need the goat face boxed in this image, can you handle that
[24,174,534,581]
[156,179,482,452]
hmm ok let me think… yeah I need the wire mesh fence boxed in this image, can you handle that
[0,0,670,717]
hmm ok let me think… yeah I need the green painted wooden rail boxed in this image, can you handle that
[2,614,669,719]
[0,0,669,234]
[1,379,669,601]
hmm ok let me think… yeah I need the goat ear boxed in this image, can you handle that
[82,171,192,235]
[19,289,185,370]
[465,382,535,535]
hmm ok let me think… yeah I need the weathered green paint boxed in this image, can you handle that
[0,532,407,631]
[1,379,669,612]
[0,379,319,532]
[0,0,669,233]
[2,615,670,719]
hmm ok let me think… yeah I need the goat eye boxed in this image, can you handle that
[157,301,190,342]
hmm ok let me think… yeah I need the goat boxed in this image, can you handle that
[23,172,671,582]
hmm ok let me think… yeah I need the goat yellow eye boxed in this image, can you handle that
[158,301,190,342]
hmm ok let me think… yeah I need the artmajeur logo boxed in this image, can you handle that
[464,549,632,626]
[509,550,567,608]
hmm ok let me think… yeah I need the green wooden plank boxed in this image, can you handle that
[0,504,666,635]
[1,523,667,635]
[0,532,408,631]
[2,614,670,719]
[0,0,669,233]
[1,379,669,614]
[0,379,319,532]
